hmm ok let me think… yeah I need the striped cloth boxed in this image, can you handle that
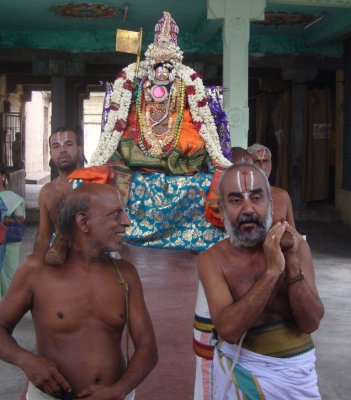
[214,342,321,400]
[193,281,216,400]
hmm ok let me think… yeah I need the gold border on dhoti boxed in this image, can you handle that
[242,320,314,358]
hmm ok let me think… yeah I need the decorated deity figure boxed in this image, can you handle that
[90,11,231,250]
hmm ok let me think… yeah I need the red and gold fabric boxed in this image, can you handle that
[116,105,210,176]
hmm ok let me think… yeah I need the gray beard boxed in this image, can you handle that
[223,206,272,248]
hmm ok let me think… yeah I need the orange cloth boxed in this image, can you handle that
[204,164,224,228]
[68,165,113,184]
[122,105,206,156]
[177,109,206,155]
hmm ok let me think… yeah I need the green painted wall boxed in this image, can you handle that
[0,29,343,58]
[250,34,342,57]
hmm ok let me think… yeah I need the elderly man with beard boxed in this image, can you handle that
[198,162,324,400]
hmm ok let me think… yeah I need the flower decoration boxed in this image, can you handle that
[90,11,231,168]
[186,86,196,96]
[197,98,207,108]
[90,61,231,168]
[115,119,127,132]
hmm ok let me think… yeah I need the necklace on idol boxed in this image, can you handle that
[136,77,186,158]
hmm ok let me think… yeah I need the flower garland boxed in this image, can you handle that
[90,60,231,168]
[90,63,136,165]
[177,64,231,167]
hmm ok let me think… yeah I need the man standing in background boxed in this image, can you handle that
[33,127,82,256]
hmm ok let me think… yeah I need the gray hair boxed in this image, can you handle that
[218,162,272,205]
[247,143,271,159]
[58,191,91,240]
[218,162,273,247]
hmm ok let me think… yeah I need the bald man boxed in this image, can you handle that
[199,162,323,399]
[247,143,295,227]
[0,184,157,400]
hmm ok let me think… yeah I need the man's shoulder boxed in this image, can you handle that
[271,186,291,201]
[26,252,46,266]
[110,257,138,279]
[17,253,46,277]
[40,179,59,193]
[200,238,233,260]
[271,186,290,197]
[40,177,71,200]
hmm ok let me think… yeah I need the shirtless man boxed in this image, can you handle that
[0,183,157,399]
[247,143,295,227]
[33,127,82,255]
[230,147,253,164]
[193,145,296,399]
[198,163,324,399]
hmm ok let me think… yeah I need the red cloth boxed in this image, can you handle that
[68,165,114,184]
[204,164,224,228]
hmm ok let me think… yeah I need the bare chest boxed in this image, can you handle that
[32,269,127,333]
[222,253,289,317]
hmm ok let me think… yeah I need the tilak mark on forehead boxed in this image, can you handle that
[254,150,269,161]
[236,169,254,198]
[54,131,70,146]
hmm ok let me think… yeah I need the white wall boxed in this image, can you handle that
[25,92,49,177]
[83,92,104,164]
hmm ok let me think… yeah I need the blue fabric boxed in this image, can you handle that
[125,171,226,250]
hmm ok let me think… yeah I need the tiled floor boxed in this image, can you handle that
[1,185,350,399]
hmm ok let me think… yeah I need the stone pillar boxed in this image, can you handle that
[343,39,351,190]
[282,67,318,208]
[208,0,266,147]
[51,75,67,130]
[290,83,305,208]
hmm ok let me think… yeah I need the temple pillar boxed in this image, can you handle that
[207,0,266,147]
[51,75,67,130]
[282,67,318,208]
[65,78,85,133]
[289,83,305,208]
[50,76,86,178]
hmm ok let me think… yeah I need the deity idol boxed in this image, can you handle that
[90,12,231,250]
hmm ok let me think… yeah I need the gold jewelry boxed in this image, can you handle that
[271,234,276,240]
[285,268,304,286]
[137,77,185,157]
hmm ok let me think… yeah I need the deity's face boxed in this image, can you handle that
[154,64,170,81]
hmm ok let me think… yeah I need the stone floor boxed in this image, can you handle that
[0,185,350,399]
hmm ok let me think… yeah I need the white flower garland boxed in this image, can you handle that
[177,64,231,167]
[90,63,136,166]
[90,60,231,168]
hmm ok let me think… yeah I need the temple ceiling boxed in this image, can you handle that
[0,0,350,67]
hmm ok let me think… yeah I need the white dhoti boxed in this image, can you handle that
[27,381,136,400]
[193,281,215,400]
[214,342,321,400]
